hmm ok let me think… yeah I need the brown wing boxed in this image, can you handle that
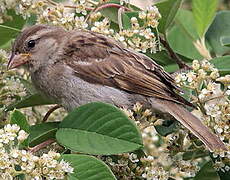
[63,30,192,106]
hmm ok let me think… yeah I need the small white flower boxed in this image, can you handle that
[17,130,29,142]
[60,159,74,173]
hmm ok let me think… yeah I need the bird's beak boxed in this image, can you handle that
[7,53,31,70]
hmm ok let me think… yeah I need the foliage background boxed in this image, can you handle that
[0,0,230,179]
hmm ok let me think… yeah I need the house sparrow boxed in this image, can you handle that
[8,25,226,151]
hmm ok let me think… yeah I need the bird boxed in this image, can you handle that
[7,24,226,151]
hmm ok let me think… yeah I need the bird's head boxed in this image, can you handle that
[8,25,66,72]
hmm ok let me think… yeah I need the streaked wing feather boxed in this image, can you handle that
[63,30,192,106]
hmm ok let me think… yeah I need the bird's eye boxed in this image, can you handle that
[27,40,36,48]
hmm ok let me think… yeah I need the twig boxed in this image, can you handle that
[43,104,62,122]
[85,3,131,23]
[64,5,94,11]
[94,3,131,12]
[29,139,56,153]
[46,0,57,6]
[118,7,125,31]
[160,37,191,70]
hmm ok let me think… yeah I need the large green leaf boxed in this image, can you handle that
[167,25,203,60]
[5,93,54,111]
[0,10,25,47]
[167,9,203,59]
[156,0,183,34]
[206,11,230,55]
[62,154,116,180]
[56,102,143,155]
[28,122,59,147]
[192,0,218,38]
[175,9,199,40]
[194,161,220,180]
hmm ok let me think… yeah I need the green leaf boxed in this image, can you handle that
[194,161,220,180]
[211,56,230,75]
[192,0,218,38]
[62,154,116,180]
[156,0,183,33]
[100,7,119,24]
[0,10,25,47]
[28,122,59,147]
[56,102,143,155]
[175,9,199,40]
[122,13,132,30]
[10,110,30,147]
[167,25,203,60]
[146,50,174,66]
[122,11,140,30]
[167,9,204,59]
[183,149,209,160]
[155,121,177,136]
[164,63,178,73]
[206,11,230,56]
[10,110,30,133]
[5,93,54,111]
[220,36,230,47]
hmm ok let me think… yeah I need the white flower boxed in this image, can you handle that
[60,159,74,173]
[17,130,29,142]
[192,60,200,70]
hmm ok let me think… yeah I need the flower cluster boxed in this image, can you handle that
[0,0,40,20]
[0,124,73,179]
[175,59,230,171]
[113,6,161,53]
[175,60,230,145]
[37,3,89,30]
[0,50,26,109]
[91,18,114,35]
[1,0,161,53]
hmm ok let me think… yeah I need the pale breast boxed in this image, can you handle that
[31,63,139,111]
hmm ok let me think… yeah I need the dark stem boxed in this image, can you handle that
[43,105,62,122]
[29,139,56,153]
[160,37,191,70]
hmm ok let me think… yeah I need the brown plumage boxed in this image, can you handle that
[8,25,226,151]
[64,30,193,107]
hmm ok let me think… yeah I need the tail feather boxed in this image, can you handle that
[154,99,227,151]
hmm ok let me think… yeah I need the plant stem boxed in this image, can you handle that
[0,25,21,32]
[43,104,62,122]
[29,139,55,153]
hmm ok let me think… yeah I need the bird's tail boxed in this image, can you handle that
[153,99,227,151]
